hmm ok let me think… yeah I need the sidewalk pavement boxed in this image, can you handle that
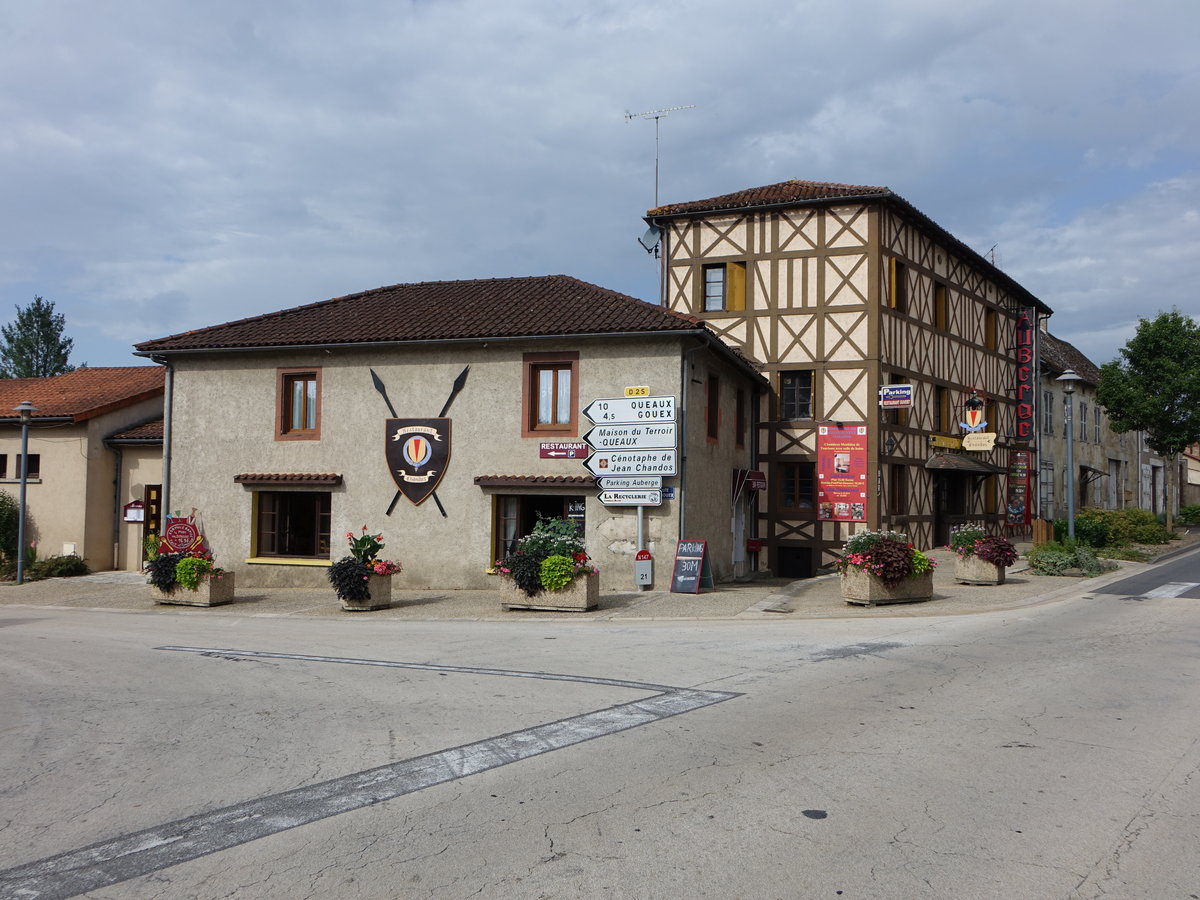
[0,546,1173,623]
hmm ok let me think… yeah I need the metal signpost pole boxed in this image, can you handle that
[14,401,37,585]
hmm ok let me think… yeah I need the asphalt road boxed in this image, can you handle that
[2,552,1199,899]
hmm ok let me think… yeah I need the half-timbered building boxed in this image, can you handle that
[645,180,1054,576]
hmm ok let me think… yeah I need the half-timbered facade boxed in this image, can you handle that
[646,180,1054,575]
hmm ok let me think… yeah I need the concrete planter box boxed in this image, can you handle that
[954,554,1007,585]
[341,574,393,611]
[153,573,236,607]
[500,574,599,612]
[841,568,933,606]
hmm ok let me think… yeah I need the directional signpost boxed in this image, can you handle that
[584,391,679,590]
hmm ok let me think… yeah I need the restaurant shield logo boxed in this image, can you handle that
[386,418,451,506]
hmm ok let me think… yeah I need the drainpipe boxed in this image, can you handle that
[154,356,174,519]
[111,447,122,570]
[678,340,705,540]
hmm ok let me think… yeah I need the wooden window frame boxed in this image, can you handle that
[889,259,908,313]
[522,351,579,438]
[934,282,948,329]
[984,309,998,350]
[253,490,332,559]
[889,464,908,516]
[16,453,40,480]
[701,262,746,312]
[276,367,322,441]
[779,370,814,421]
[778,461,816,515]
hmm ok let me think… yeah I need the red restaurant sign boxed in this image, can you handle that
[1014,308,1037,442]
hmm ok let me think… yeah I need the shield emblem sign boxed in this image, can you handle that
[386,418,451,505]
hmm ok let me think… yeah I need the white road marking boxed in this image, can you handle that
[1141,582,1199,599]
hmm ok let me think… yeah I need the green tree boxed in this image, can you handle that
[0,295,76,378]
[1096,309,1200,529]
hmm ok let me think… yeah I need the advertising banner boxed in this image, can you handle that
[1007,449,1031,526]
[817,424,868,522]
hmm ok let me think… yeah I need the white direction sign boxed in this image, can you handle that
[598,489,663,507]
[584,449,677,477]
[583,422,677,450]
[583,395,676,425]
[597,475,662,491]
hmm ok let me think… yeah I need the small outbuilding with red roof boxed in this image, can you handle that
[0,366,164,573]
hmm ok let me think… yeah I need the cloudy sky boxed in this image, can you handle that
[1,0,1196,369]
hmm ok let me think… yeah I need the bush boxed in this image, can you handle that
[1072,510,1110,548]
[1027,541,1103,576]
[1179,505,1200,526]
[0,491,18,561]
[327,557,372,603]
[1028,549,1075,576]
[26,554,90,580]
[1131,523,1172,544]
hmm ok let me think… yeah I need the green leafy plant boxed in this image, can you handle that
[835,530,935,589]
[1179,504,1200,526]
[1027,541,1103,576]
[910,548,936,577]
[174,555,226,591]
[496,517,596,597]
[27,554,90,580]
[143,534,161,563]
[948,523,1017,566]
[947,523,986,557]
[346,526,384,564]
[343,526,401,576]
[328,557,372,603]
[539,555,577,591]
[0,490,19,562]
[1131,522,1172,544]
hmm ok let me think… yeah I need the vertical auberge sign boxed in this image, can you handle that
[1014,308,1037,441]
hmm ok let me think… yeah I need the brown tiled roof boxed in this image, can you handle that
[649,180,889,216]
[1040,331,1100,385]
[647,180,1053,316]
[107,417,164,443]
[0,367,164,423]
[234,473,344,486]
[474,475,596,487]
[135,275,705,354]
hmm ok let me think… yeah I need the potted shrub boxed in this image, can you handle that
[949,523,1018,585]
[495,517,599,611]
[330,526,402,611]
[148,549,234,606]
[836,530,937,606]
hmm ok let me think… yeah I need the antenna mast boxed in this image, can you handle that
[625,104,695,207]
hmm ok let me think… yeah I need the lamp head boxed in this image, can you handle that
[1056,369,1081,394]
[13,400,37,423]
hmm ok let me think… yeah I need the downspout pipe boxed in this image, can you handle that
[111,447,122,570]
[153,355,173,521]
[679,340,707,541]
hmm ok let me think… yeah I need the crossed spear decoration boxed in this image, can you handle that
[371,365,469,519]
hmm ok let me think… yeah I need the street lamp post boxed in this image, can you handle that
[1056,370,1082,542]
[14,400,37,585]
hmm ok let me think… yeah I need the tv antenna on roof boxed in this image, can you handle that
[625,104,695,208]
